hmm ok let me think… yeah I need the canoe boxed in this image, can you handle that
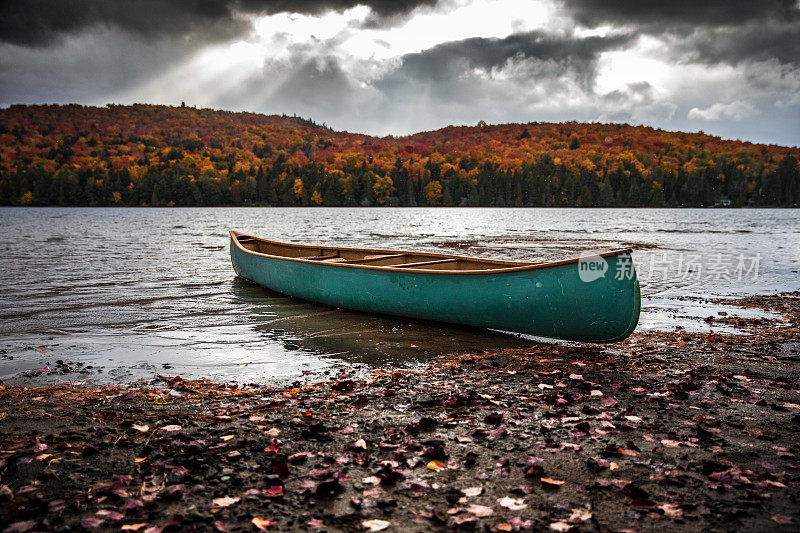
[229,231,640,342]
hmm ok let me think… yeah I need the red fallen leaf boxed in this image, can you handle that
[771,514,794,524]
[307,519,325,529]
[251,517,276,530]
[339,423,355,434]
[160,425,182,432]
[160,484,186,500]
[80,517,104,528]
[709,470,732,482]
[496,523,513,532]
[263,485,283,498]
[540,477,566,487]
[33,439,47,451]
[3,521,36,533]
[488,425,507,438]
[288,452,311,463]
[308,469,332,479]
[96,510,124,521]
[353,438,367,450]
[456,436,473,444]
[264,438,281,453]
[121,498,144,510]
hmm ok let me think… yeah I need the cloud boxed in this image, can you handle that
[561,0,797,30]
[671,22,800,67]
[688,101,758,121]
[562,1,800,70]
[0,0,437,47]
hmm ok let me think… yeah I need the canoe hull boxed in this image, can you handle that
[230,236,640,342]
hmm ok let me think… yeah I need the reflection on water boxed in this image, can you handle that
[0,207,797,385]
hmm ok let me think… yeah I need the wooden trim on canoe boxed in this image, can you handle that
[393,258,459,269]
[229,231,633,275]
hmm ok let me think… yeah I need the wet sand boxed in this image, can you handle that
[1,293,799,532]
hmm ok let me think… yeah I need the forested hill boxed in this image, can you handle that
[1,103,798,207]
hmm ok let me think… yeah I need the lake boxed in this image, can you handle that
[1,207,798,385]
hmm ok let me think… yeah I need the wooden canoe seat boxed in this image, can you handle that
[343,253,406,264]
[393,258,459,269]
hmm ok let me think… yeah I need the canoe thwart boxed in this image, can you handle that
[343,253,406,264]
[393,258,459,269]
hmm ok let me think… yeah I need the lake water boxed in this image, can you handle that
[1,207,798,385]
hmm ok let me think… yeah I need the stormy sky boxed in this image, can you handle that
[1,0,798,146]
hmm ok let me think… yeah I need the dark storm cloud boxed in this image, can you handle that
[561,0,800,68]
[562,0,798,29]
[381,31,634,89]
[673,22,800,66]
[0,0,436,47]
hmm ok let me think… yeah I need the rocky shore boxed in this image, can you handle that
[1,293,799,532]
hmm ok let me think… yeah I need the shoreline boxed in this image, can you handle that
[1,294,799,531]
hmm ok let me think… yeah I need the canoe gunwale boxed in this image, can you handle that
[230,231,633,276]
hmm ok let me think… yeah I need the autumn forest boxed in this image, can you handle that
[1,104,798,208]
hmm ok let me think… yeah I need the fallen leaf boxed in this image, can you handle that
[658,503,683,519]
[498,496,527,510]
[80,517,104,528]
[131,424,149,433]
[121,524,148,532]
[467,504,494,517]
[568,508,592,523]
[211,496,240,508]
[540,477,566,487]
[160,425,182,432]
[771,514,793,524]
[461,487,483,497]
[251,517,276,530]
[427,460,446,471]
[549,521,572,532]
[362,519,391,531]
[3,521,36,533]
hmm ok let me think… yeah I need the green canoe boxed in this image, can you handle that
[229,231,640,342]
